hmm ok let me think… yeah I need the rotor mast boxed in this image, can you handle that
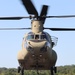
[31,20,43,34]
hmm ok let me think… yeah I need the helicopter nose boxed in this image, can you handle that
[32,41,45,48]
[28,40,50,50]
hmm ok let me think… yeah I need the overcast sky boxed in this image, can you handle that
[0,0,75,68]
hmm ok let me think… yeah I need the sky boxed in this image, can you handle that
[0,0,75,68]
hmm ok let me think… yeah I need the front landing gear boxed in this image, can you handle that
[37,70,39,75]
[18,66,24,75]
[50,67,57,75]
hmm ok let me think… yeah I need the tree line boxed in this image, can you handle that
[0,65,75,75]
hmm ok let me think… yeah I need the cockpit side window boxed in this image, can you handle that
[41,35,46,39]
[26,34,34,40]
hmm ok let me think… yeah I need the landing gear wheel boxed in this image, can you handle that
[37,70,39,75]
[51,67,54,75]
[54,67,57,73]
[20,67,24,75]
[18,66,21,73]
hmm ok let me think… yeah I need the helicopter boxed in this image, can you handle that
[0,0,75,75]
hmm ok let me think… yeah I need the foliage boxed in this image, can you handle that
[0,65,75,75]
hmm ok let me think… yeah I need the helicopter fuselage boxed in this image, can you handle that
[17,31,57,70]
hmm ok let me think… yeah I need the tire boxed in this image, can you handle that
[54,67,57,73]
[20,67,24,75]
[18,66,21,73]
[51,67,54,75]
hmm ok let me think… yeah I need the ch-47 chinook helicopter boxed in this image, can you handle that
[1,0,75,75]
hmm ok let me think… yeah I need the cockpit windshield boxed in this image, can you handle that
[26,34,47,40]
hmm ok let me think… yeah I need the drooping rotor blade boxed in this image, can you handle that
[0,16,30,20]
[0,28,31,30]
[21,0,38,16]
[45,28,75,31]
[46,15,75,18]
[39,5,48,24]
[0,16,35,20]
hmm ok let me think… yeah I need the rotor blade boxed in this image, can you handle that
[0,16,34,20]
[0,16,29,20]
[45,28,75,31]
[0,15,75,20]
[0,28,31,30]
[21,0,38,16]
[46,15,75,18]
[39,5,48,24]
